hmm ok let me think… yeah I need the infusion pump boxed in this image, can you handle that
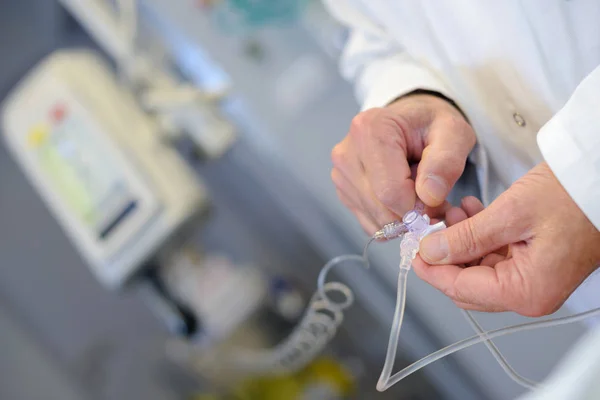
[1,50,209,289]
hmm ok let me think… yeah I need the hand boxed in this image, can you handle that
[413,163,600,317]
[331,93,476,236]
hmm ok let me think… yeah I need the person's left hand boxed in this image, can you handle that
[412,162,600,317]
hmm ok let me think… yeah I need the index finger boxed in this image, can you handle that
[416,115,476,207]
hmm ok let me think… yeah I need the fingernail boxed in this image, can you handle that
[423,175,448,202]
[420,233,449,263]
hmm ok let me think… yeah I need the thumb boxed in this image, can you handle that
[416,116,476,207]
[420,197,527,265]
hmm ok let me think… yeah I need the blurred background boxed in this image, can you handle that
[0,1,591,399]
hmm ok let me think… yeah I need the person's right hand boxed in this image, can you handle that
[331,93,477,236]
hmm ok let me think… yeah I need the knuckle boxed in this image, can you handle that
[350,109,408,145]
[438,113,477,148]
[434,150,467,179]
[350,109,380,134]
[331,143,347,166]
[335,189,354,210]
[373,124,405,149]
[330,168,341,187]
[441,113,464,129]
[442,113,472,136]
[373,181,400,208]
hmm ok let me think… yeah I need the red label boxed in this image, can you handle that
[50,104,67,124]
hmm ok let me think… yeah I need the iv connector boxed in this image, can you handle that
[374,221,408,241]
[373,209,446,241]
[373,209,429,240]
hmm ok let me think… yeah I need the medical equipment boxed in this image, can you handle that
[12,0,238,285]
[163,251,268,342]
[1,50,208,289]
[58,0,236,159]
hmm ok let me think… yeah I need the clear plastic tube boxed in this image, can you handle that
[374,259,600,390]
[232,280,352,373]
[462,309,538,390]
[376,269,408,391]
[376,211,441,391]
[385,305,600,388]
[316,254,366,309]
[232,253,368,374]
[232,205,600,391]
[370,208,592,392]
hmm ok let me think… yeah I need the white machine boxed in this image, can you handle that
[1,0,268,342]
[1,50,208,289]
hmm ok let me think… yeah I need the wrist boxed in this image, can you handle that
[390,89,469,122]
[541,162,600,266]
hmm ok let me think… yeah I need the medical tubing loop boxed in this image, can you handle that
[233,252,367,374]
[316,246,372,310]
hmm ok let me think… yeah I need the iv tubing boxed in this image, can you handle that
[316,238,374,309]
[332,210,597,392]
[373,259,600,391]
[370,209,545,391]
[233,253,368,374]
[384,304,600,388]
[462,309,538,390]
[232,209,600,390]
[376,269,408,391]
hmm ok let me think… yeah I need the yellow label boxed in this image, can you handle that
[28,124,49,148]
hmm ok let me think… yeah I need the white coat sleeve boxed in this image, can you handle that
[516,326,600,400]
[537,67,600,230]
[321,0,454,111]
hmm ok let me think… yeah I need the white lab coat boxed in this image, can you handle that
[322,0,600,398]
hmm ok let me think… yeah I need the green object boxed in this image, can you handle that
[214,0,308,34]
